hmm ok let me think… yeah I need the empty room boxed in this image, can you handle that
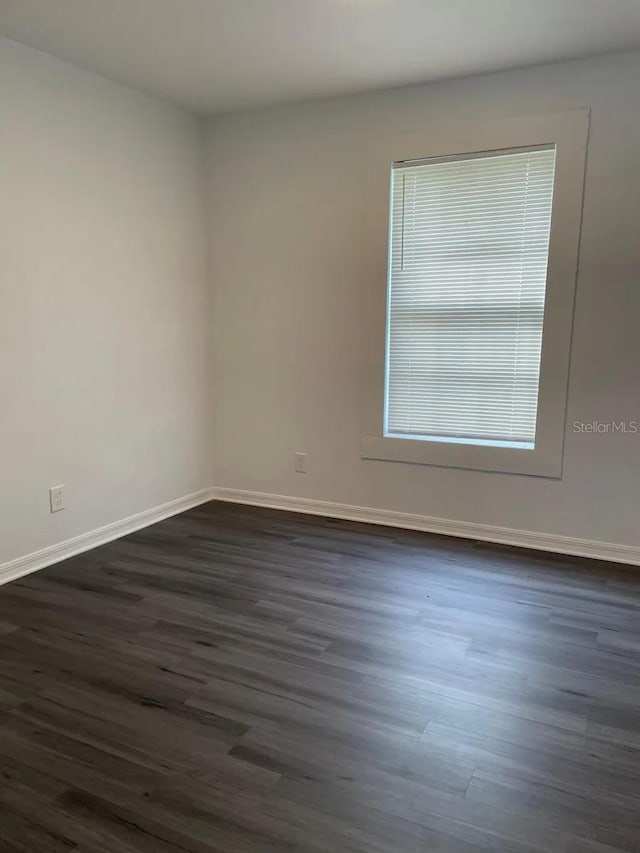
[1,1,639,850]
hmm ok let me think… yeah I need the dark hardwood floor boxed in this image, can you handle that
[0,501,639,852]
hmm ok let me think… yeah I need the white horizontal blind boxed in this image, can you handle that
[385,146,556,447]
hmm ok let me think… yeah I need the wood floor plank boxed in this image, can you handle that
[0,500,638,852]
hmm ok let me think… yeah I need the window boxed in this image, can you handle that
[361,111,589,477]
[385,146,556,449]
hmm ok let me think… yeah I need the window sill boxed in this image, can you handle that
[360,434,562,478]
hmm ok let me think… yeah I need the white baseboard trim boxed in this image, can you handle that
[3,485,637,586]
[212,487,640,566]
[0,488,217,587]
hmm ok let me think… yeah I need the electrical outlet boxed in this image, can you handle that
[49,485,65,513]
[294,452,307,473]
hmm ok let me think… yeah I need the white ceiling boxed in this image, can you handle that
[2,0,640,115]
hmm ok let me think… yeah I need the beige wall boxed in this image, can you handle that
[205,50,640,549]
[0,38,211,565]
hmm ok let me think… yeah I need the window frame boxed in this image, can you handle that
[360,110,590,478]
